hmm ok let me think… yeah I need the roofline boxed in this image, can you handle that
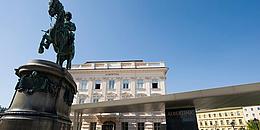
[85,60,144,64]
[69,67,169,71]
[196,107,243,113]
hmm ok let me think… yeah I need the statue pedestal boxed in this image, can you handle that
[0,60,77,130]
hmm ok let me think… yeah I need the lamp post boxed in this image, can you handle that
[214,123,218,130]
[253,118,259,130]
[230,121,235,130]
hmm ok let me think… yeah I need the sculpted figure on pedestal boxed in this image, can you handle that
[38,0,76,69]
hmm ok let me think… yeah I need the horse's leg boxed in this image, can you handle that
[44,37,51,49]
[66,59,71,70]
[56,54,59,64]
[38,34,47,54]
[38,45,44,54]
[66,45,75,69]
[60,56,66,68]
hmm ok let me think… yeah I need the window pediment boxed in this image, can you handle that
[121,92,132,97]
[92,92,102,97]
[107,92,117,97]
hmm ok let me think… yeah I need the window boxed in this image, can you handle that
[219,113,222,117]
[95,80,101,89]
[258,107,260,110]
[122,80,129,89]
[210,121,213,125]
[246,114,249,117]
[121,122,128,130]
[93,98,99,103]
[231,112,234,116]
[90,122,96,130]
[253,113,255,117]
[108,80,115,90]
[225,113,228,116]
[208,114,211,118]
[152,80,159,89]
[239,119,243,125]
[79,98,85,104]
[231,120,236,126]
[200,122,203,126]
[137,79,144,89]
[237,111,240,116]
[226,120,229,125]
[79,80,88,91]
[138,122,145,130]
[213,114,216,117]
[251,108,254,111]
[154,122,161,130]
[220,120,224,125]
[215,121,218,125]
[244,108,247,111]
[205,121,208,126]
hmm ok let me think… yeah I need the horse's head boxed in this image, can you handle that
[48,0,64,17]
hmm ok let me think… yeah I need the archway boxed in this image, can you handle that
[102,121,116,130]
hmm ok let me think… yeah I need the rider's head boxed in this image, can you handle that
[65,12,72,21]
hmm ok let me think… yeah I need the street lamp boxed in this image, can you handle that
[253,118,259,130]
[213,123,218,130]
[230,121,235,130]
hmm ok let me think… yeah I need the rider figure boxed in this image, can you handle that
[64,12,76,46]
[39,11,76,54]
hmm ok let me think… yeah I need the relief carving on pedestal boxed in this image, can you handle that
[15,70,59,97]
[63,85,75,106]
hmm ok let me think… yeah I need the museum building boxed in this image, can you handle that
[69,60,168,130]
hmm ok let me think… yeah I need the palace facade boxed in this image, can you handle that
[69,60,168,130]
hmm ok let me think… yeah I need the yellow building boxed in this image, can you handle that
[196,107,247,130]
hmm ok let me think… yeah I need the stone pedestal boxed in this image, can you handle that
[0,60,77,130]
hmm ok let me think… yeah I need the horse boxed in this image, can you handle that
[38,0,74,69]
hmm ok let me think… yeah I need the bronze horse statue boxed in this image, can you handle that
[38,0,75,69]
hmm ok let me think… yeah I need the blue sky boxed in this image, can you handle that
[0,0,259,107]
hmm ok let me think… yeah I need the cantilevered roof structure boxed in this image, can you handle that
[72,82,260,113]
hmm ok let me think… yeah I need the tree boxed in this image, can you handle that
[0,105,7,113]
[247,119,260,130]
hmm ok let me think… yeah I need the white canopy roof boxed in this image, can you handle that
[72,82,260,113]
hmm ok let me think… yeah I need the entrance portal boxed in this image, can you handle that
[102,121,116,130]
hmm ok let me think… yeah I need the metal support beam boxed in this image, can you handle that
[72,111,80,130]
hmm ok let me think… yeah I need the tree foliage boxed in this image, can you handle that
[247,119,260,130]
[0,105,7,113]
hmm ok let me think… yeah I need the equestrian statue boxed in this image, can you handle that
[38,0,76,69]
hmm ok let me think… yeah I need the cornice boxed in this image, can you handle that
[69,67,168,74]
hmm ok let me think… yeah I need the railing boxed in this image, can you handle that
[71,61,165,70]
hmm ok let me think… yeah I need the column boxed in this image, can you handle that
[130,78,136,98]
[115,78,122,100]
[101,78,107,102]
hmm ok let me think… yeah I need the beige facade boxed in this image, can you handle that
[196,107,247,130]
[69,60,168,130]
